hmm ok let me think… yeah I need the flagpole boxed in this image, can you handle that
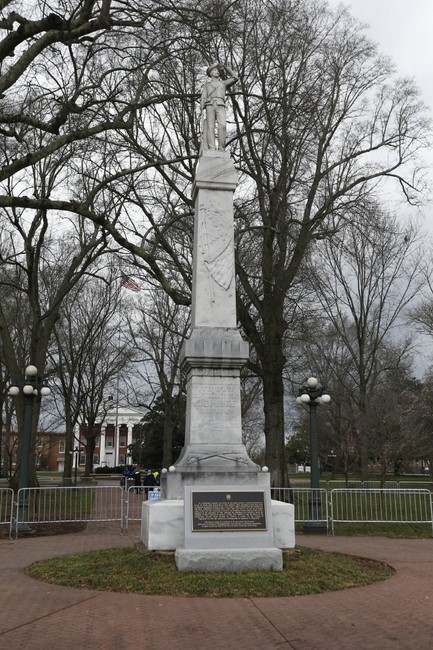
[114,326,121,467]
[117,270,141,467]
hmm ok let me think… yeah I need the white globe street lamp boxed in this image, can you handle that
[8,365,51,532]
[296,376,331,534]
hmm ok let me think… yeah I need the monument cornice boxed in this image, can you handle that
[192,151,238,201]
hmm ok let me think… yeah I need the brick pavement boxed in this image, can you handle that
[0,525,432,650]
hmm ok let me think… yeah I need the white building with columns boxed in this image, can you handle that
[81,403,146,469]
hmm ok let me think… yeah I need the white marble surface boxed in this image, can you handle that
[193,150,238,191]
[175,547,283,572]
[141,500,184,550]
[185,374,242,445]
[141,496,295,552]
[271,499,296,549]
[162,464,270,499]
[191,152,237,328]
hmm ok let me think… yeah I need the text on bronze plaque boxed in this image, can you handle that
[191,491,267,532]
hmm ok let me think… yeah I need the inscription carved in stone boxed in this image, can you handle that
[192,384,238,423]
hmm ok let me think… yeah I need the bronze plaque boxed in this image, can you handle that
[191,490,267,532]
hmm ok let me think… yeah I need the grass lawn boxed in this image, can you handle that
[331,522,432,537]
[26,545,394,597]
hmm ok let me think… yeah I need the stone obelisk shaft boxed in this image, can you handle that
[190,150,238,328]
[164,150,258,498]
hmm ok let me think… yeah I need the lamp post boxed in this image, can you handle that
[329,449,337,479]
[8,365,50,531]
[69,446,80,485]
[296,376,330,534]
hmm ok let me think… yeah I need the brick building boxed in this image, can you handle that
[34,404,146,471]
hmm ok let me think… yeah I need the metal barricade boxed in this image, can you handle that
[330,488,433,535]
[362,480,399,489]
[327,480,363,490]
[0,487,14,537]
[9,483,433,538]
[124,485,162,529]
[125,485,152,531]
[14,485,124,536]
[271,486,329,527]
[398,481,433,491]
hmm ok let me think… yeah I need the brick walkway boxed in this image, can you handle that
[0,525,432,649]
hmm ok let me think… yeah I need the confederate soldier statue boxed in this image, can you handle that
[201,62,238,151]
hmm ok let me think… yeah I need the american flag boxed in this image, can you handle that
[120,272,140,292]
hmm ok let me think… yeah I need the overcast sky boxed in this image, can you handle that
[327,2,432,376]
[327,1,433,225]
[327,0,433,111]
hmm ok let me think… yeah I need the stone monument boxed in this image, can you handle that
[141,63,294,571]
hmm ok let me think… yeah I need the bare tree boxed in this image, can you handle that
[1,1,430,488]
[226,1,430,485]
[83,0,430,486]
[0,0,220,191]
[306,206,425,480]
[402,371,433,480]
[49,268,137,478]
[126,289,189,468]
[0,210,108,486]
[240,373,265,462]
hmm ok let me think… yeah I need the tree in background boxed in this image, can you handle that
[110,0,430,485]
[49,268,137,478]
[0,209,107,487]
[285,427,310,470]
[225,1,430,485]
[1,0,430,486]
[364,362,419,484]
[305,206,425,480]
[240,374,265,462]
[410,265,433,355]
[401,371,433,480]
[128,393,186,469]
[125,289,189,468]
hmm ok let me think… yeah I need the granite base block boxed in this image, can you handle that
[271,499,295,549]
[141,500,184,551]
[175,547,283,572]
[141,498,295,551]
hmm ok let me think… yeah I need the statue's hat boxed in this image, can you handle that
[206,63,221,77]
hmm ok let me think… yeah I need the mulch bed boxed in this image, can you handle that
[0,522,87,538]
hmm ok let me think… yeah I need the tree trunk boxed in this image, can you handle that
[358,389,369,483]
[83,423,97,478]
[62,403,75,485]
[162,403,173,469]
[263,366,287,487]
[11,395,41,490]
[85,437,96,477]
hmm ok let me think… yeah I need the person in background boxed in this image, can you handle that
[143,469,156,499]
[133,466,141,493]
[121,466,130,489]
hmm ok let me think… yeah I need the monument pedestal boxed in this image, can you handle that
[141,496,294,555]
[175,548,283,572]
[140,151,295,570]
